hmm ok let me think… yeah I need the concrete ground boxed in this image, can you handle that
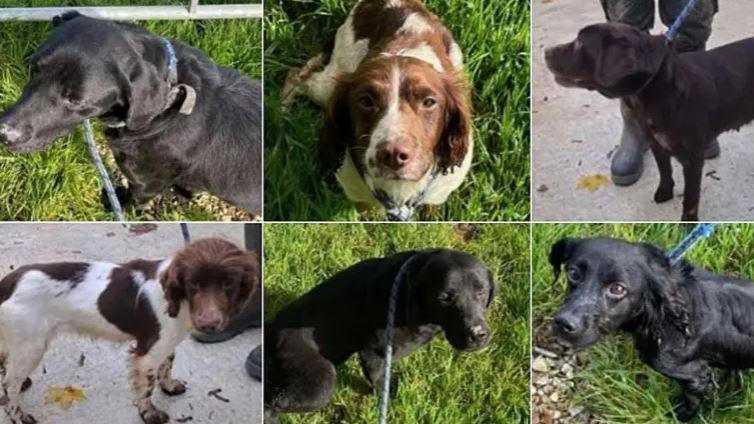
[0,223,261,424]
[532,0,754,221]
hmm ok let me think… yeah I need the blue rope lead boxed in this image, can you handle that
[667,223,716,265]
[379,255,417,424]
[84,119,124,221]
[180,223,191,245]
[665,0,702,41]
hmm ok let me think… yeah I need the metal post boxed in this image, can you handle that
[0,4,262,21]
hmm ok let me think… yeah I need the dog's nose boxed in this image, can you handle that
[376,142,412,170]
[553,313,580,334]
[467,324,489,344]
[194,312,224,332]
[0,123,31,145]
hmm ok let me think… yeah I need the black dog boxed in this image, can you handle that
[545,22,754,221]
[264,249,497,421]
[0,12,262,215]
[550,236,754,421]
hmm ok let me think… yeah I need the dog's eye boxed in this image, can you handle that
[607,283,627,298]
[422,97,437,108]
[438,292,454,304]
[358,94,375,109]
[566,267,581,282]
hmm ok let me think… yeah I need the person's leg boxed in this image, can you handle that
[192,224,262,343]
[601,0,655,185]
[660,0,720,159]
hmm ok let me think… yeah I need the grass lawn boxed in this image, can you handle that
[264,223,530,423]
[533,223,754,423]
[264,0,530,221]
[0,0,261,221]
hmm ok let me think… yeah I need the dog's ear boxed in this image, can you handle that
[549,238,577,284]
[235,249,260,308]
[318,82,352,175]
[161,259,185,318]
[485,267,498,308]
[595,34,668,97]
[438,72,472,171]
[639,243,691,341]
[639,243,671,269]
[53,11,82,27]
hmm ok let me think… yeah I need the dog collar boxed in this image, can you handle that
[373,165,440,222]
[159,37,196,115]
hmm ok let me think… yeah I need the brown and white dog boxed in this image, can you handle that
[284,0,473,220]
[0,238,258,424]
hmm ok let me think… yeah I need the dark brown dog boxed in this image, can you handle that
[545,22,754,221]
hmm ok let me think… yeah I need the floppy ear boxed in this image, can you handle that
[595,35,668,97]
[318,82,352,175]
[53,11,82,27]
[485,268,498,308]
[549,238,577,284]
[117,38,172,132]
[161,260,185,318]
[642,257,692,342]
[236,249,260,305]
[438,73,472,172]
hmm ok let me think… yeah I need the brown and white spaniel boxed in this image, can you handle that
[284,0,473,220]
[0,238,258,424]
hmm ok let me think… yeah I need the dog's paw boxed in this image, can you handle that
[139,407,169,424]
[160,379,187,396]
[669,396,698,422]
[101,186,132,211]
[681,212,699,222]
[654,185,674,203]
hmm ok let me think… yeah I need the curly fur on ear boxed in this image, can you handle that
[638,244,693,343]
[549,238,577,285]
[161,259,185,318]
[318,80,352,175]
[437,71,472,172]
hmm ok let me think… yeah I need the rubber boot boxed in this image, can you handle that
[611,100,648,186]
[246,345,262,381]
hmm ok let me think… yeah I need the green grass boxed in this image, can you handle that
[0,0,261,221]
[264,223,530,423]
[264,0,530,221]
[533,224,754,423]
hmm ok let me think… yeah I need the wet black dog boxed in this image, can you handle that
[0,12,262,215]
[264,249,497,421]
[550,237,754,421]
[545,22,754,221]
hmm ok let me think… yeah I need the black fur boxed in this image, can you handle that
[264,249,497,422]
[550,237,754,421]
[545,22,754,221]
[0,12,262,214]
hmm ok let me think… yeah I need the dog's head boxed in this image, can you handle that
[319,56,471,186]
[162,238,259,333]
[544,22,670,98]
[0,12,177,152]
[406,249,496,351]
[549,237,690,348]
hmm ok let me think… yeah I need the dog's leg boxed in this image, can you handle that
[2,341,46,424]
[358,349,387,393]
[281,53,328,107]
[157,353,186,396]
[680,154,704,221]
[650,143,674,203]
[660,361,715,422]
[129,353,169,424]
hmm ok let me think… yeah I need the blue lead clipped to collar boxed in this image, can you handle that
[159,37,179,85]
[158,37,196,115]
[667,223,716,265]
[665,0,702,41]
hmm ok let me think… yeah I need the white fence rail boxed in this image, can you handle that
[0,2,262,21]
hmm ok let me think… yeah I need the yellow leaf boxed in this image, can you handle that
[577,174,610,192]
[45,386,86,410]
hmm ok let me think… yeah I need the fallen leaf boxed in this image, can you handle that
[577,174,610,192]
[45,386,85,410]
